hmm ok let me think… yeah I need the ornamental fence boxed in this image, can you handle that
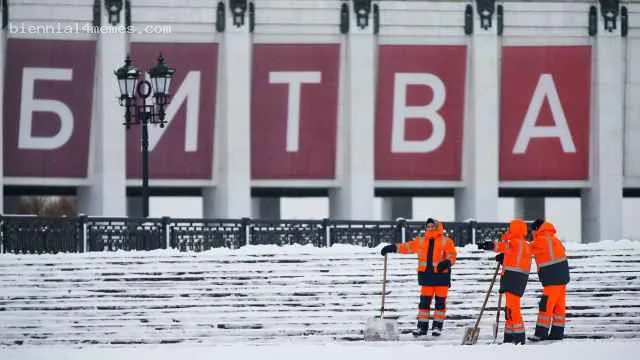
[0,215,514,254]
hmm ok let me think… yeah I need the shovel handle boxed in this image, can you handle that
[474,263,501,329]
[380,254,388,318]
[462,263,501,345]
[496,291,502,324]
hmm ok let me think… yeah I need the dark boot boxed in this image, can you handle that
[548,325,564,340]
[528,325,549,342]
[512,332,526,345]
[503,332,514,344]
[431,321,443,336]
[412,321,429,337]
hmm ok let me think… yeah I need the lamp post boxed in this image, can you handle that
[114,54,175,218]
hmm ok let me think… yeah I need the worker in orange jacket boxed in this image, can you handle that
[380,218,457,337]
[527,219,570,342]
[478,219,531,344]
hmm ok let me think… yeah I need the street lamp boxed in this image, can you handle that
[114,54,176,218]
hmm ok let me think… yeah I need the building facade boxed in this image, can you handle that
[1,0,639,243]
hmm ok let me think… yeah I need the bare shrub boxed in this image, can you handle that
[16,197,76,217]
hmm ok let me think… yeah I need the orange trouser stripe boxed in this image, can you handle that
[418,286,447,321]
[537,314,552,328]
[420,286,449,297]
[553,314,566,326]
[433,310,446,321]
[505,293,524,334]
[539,285,567,328]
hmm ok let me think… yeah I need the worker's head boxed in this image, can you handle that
[535,220,557,236]
[508,219,528,238]
[425,218,437,232]
[529,218,545,238]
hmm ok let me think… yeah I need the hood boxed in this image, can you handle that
[435,222,444,236]
[508,219,528,238]
[426,220,444,238]
[537,221,557,235]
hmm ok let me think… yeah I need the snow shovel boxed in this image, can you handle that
[461,263,501,345]
[492,290,503,343]
[364,254,399,341]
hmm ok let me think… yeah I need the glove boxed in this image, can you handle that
[495,253,505,264]
[381,244,397,256]
[436,260,451,272]
[478,241,494,251]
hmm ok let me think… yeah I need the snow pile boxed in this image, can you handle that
[363,317,399,341]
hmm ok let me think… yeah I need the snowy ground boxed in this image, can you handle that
[1,240,640,359]
[3,341,640,360]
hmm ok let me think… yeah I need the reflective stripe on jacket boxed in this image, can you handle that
[494,219,531,297]
[530,221,570,286]
[398,222,457,286]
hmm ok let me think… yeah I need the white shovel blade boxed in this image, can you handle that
[492,323,499,342]
[364,317,399,341]
[461,327,480,345]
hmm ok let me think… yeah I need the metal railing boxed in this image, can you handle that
[0,215,513,254]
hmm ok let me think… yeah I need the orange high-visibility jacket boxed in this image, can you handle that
[398,222,457,286]
[530,221,570,286]
[494,219,531,297]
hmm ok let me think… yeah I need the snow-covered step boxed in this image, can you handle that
[1,241,639,346]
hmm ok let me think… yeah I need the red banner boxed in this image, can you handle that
[375,45,467,180]
[3,39,95,178]
[251,44,340,179]
[500,46,591,180]
[127,43,218,180]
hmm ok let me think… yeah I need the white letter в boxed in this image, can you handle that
[269,71,322,153]
[513,73,577,154]
[391,73,447,153]
[19,67,74,150]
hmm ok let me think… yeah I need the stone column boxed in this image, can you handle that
[581,2,624,243]
[251,197,281,220]
[514,197,545,221]
[381,197,412,220]
[455,2,500,222]
[203,1,252,219]
[329,2,376,220]
[77,0,127,216]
